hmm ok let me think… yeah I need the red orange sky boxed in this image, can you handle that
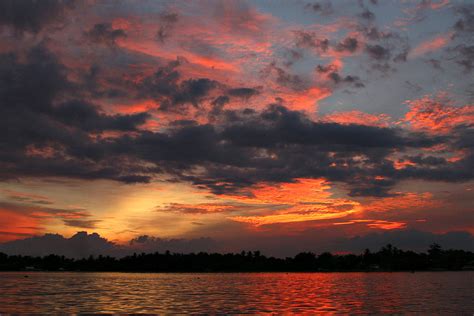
[0,0,472,255]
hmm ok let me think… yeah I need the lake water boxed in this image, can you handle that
[0,272,472,313]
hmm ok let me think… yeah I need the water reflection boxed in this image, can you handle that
[0,272,472,313]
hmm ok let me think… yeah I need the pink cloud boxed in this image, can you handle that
[404,94,474,134]
[409,33,451,58]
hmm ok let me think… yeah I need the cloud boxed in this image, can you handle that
[293,30,330,52]
[156,12,179,43]
[305,1,333,16]
[0,11,472,204]
[366,44,391,60]
[4,55,470,198]
[425,58,443,70]
[63,219,102,229]
[323,111,390,127]
[227,87,260,99]
[404,94,474,134]
[156,202,235,214]
[0,0,75,34]
[335,37,359,53]
[1,44,471,199]
[409,33,451,58]
[0,232,217,258]
[261,62,307,91]
[450,44,474,72]
[0,201,98,241]
[2,189,53,205]
[85,23,127,46]
[136,59,219,110]
[340,230,474,253]
[359,9,376,21]
[0,229,472,258]
[0,45,152,183]
[129,235,217,253]
[327,72,364,88]
[212,0,271,36]
[0,232,120,258]
[453,4,474,35]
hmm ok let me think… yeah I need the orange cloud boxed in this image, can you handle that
[114,100,157,115]
[0,208,42,242]
[333,219,407,230]
[392,159,417,170]
[280,87,332,113]
[227,179,361,226]
[231,208,356,226]
[404,94,474,134]
[2,189,52,205]
[367,220,407,230]
[361,192,438,213]
[409,33,451,58]
[25,144,57,158]
[323,110,391,127]
[150,179,439,229]
[424,0,450,10]
[156,202,235,214]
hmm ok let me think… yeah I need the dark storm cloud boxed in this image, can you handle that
[1,44,472,197]
[63,219,102,229]
[129,235,217,253]
[0,230,472,258]
[359,26,382,40]
[359,9,375,21]
[393,48,409,63]
[335,37,358,53]
[283,49,304,66]
[327,72,365,88]
[137,59,219,110]
[3,45,471,197]
[121,104,446,196]
[209,95,230,117]
[403,155,447,166]
[53,100,149,132]
[366,44,391,60]
[341,230,474,253]
[156,12,179,43]
[85,23,127,46]
[305,1,333,16]
[347,177,398,197]
[315,64,336,74]
[316,63,364,88]
[451,44,474,72]
[394,127,474,183]
[0,232,121,258]
[0,232,217,258]
[219,104,412,148]
[0,0,75,34]
[425,58,443,70]
[293,30,329,52]
[449,5,473,72]
[0,45,152,183]
[261,62,306,91]
[227,87,260,99]
[453,4,474,35]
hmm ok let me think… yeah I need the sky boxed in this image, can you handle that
[0,0,473,256]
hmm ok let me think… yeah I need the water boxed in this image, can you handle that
[0,272,472,313]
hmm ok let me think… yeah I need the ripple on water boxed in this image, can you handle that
[0,272,472,313]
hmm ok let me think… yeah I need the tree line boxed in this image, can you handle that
[0,244,472,272]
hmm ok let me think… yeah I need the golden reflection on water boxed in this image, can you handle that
[0,272,472,313]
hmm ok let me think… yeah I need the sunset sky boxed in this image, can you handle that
[0,0,473,256]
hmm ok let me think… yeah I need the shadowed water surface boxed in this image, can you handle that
[0,272,472,313]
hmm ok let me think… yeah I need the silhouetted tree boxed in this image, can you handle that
[0,244,472,272]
